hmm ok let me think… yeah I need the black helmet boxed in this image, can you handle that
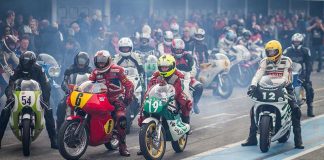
[74,52,89,68]
[2,35,18,53]
[20,51,36,72]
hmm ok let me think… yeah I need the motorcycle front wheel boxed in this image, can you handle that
[214,74,233,99]
[58,120,88,160]
[171,134,188,153]
[139,121,166,160]
[259,116,272,153]
[22,119,31,156]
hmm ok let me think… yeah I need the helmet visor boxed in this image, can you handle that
[164,38,172,42]
[292,41,301,46]
[266,49,279,57]
[195,34,204,39]
[119,46,132,53]
[175,49,184,54]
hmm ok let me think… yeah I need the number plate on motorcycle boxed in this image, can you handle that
[144,97,163,113]
[70,91,92,108]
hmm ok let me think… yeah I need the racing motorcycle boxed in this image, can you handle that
[37,54,63,116]
[139,81,190,160]
[292,62,306,106]
[58,81,119,160]
[250,75,292,153]
[198,52,233,99]
[225,45,253,87]
[144,54,158,86]
[9,79,45,156]
[124,67,143,134]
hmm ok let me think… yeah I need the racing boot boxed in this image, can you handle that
[193,103,200,114]
[44,108,58,149]
[307,103,315,117]
[182,116,192,135]
[292,107,304,149]
[192,83,203,114]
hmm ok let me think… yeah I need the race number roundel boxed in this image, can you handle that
[104,119,114,134]
[19,91,36,106]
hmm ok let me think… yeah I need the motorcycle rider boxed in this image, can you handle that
[170,23,181,38]
[0,51,58,149]
[136,33,156,57]
[283,33,314,117]
[158,31,173,55]
[137,54,192,155]
[218,30,237,53]
[191,28,209,64]
[114,37,145,95]
[241,40,304,149]
[172,38,203,114]
[89,50,134,156]
[237,29,252,48]
[56,52,92,131]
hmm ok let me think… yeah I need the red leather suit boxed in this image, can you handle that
[89,64,134,145]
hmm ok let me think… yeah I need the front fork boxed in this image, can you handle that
[156,117,163,142]
[73,114,88,139]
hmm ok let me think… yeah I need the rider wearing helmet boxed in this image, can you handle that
[182,27,194,51]
[137,54,192,155]
[114,37,145,90]
[89,50,134,157]
[172,38,203,114]
[218,30,237,53]
[242,40,304,149]
[170,23,180,38]
[0,51,58,149]
[237,29,252,48]
[191,28,209,63]
[284,33,314,117]
[158,31,173,55]
[136,32,155,57]
[56,52,92,131]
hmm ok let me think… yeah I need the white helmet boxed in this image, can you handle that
[170,23,179,35]
[171,38,185,58]
[194,28,205,41]
[118,37,133,57]
[291,33,304,49]
[164,31,174,46]
[142,24,152,35]
[140,32,151,46]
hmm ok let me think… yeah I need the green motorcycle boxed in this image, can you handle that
[139,82,190,160]
[9,79,44,156]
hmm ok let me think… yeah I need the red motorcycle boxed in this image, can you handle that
[58,81,119,160]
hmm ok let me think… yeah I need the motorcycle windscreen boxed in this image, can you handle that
[253,76,287,102]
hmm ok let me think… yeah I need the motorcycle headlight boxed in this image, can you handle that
[48,67,61,77]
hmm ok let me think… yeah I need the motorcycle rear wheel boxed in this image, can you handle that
[139,121,166,160]
[259,116,272,153]
[215,74,233,99]
[22,119,31,156]
[58,120,88,160]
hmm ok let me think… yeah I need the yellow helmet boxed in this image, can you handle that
[265,40,282,62]
[157,54,176,78]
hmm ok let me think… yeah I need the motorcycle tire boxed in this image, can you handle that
[139,121,166,160]
[58,120,88,160]
[171,134,188,153]
[22,119,31,156]
[278,129,291,143]
[259,116,272,153]
[235,67,252,88]
[215,74,233,99]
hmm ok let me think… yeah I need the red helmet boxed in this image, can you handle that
[94,50,112,73]
[171,38,185,58]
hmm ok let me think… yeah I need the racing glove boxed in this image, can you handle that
[247,85,257,97]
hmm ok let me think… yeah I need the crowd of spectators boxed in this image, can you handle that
[1,8,324,71]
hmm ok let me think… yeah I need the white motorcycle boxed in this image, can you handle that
[197,53,233,99]
[250,75,292,153]
[124,67,143,134]
[224,45,253,87]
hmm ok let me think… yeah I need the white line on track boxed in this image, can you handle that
[193,114,249,131]
[200,113,236,120]
[283,143,324,160]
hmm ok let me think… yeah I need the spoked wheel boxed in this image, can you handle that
[259,116,272,153]
[139,121,166,160]
[215,74,233,99]
[58,120,88,160]
[171,134,188,153]
[235,67,251,87]
[22,119,31,156]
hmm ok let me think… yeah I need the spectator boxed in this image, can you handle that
[0,10,16,38]
[61,38,80,70]
[38,19,62,59]
[105,32,119,56]
[307,17,324,72]
[15,35,29,57]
